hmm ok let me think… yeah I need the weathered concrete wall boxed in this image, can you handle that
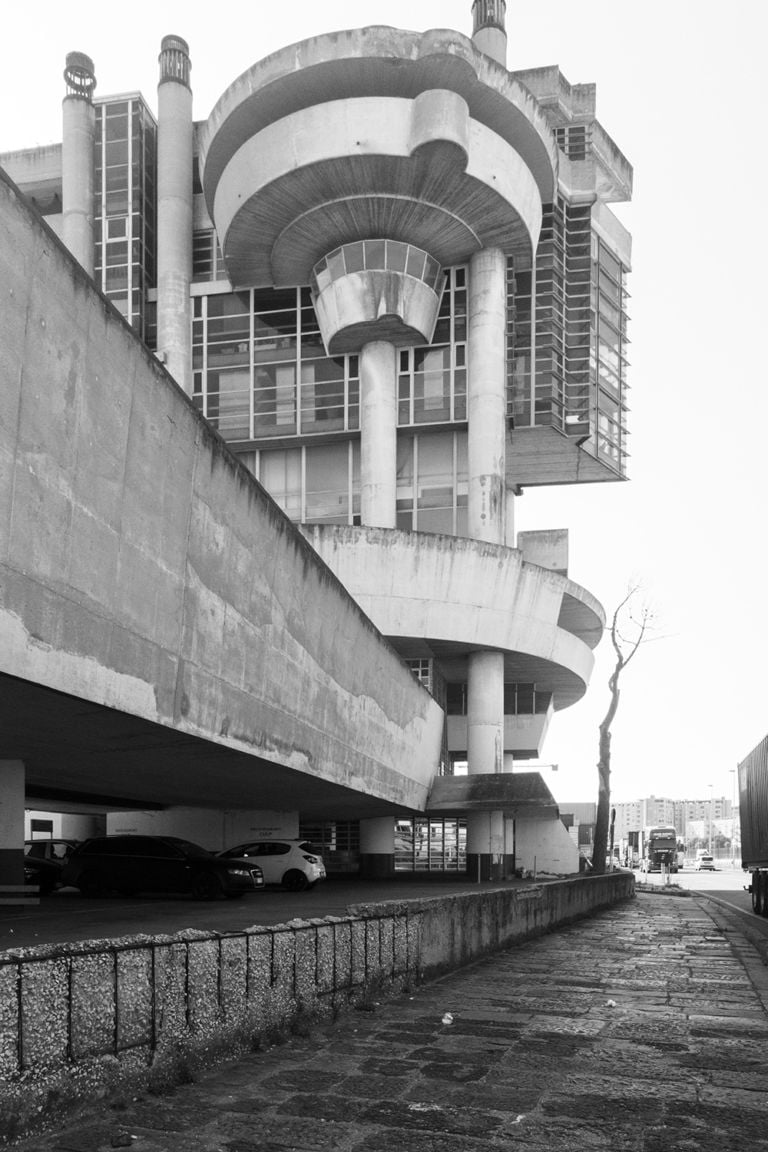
[0,168,443,811]
[303,523,602,709]
[514,813,580,876]
[0,873,633,1140]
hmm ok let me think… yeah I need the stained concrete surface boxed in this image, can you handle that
[7,890,768,1151]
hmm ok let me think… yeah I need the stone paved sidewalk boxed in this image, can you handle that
[8,892,768,1151]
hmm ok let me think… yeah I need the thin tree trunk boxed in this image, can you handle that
[592,673,619,873]
[591,588,650,873]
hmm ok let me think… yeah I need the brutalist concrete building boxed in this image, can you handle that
[1,0,632,880]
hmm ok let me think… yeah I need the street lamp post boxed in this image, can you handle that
[729,767,737,868]
[708,784,714,857]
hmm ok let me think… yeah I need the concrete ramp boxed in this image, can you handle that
[0,168,443,816]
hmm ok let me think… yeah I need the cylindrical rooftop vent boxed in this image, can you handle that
[63,52,96,101]
[159,34,191,87]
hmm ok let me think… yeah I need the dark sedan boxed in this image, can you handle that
[61,835,264,899]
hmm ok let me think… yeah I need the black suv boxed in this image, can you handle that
[62,835,264,900]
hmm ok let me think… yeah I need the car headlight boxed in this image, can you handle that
[302,855,318,864]
[226,868,251,879]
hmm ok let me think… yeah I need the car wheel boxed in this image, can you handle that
[191,872,225,901]
[78,870,107,898]
[282,869,309,892]
[752,873,763,915]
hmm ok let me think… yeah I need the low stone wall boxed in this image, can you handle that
[0,873,633,1142]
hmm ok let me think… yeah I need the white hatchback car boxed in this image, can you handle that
[219,839,326,891]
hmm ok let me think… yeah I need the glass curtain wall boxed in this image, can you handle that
[239,431,469,533]
[93,96,157,340]
[507,197,630,476]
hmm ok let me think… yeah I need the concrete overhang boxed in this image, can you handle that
[199,26,557,288]
[302,524,603,710]
[427,771,559,818]
[507,425,627,486]
[4,673,421,821]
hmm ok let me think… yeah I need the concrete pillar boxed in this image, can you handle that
[360,340,397,528]
[466,810,509,881]
[157,35,193,393]
[467,247,507,544]
[505,486,516,547]
[467,650,505,775]
[61,52,96,275]
[466,248,508,875]
[359,816,396,878]
[471,0,508,68]
[0,761,25,885]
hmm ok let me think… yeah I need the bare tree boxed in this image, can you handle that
[592,586,654,874]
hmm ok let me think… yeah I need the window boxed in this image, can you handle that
[396,431,468,536]
[305,444,350,524]
[397,268,465,426]
[193,287,359,442]
[93,95,156,339]
[405,659,433,692]
[254,441,359,526]
[394,818,466,872]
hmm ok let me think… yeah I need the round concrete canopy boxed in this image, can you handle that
[200,26,558,289]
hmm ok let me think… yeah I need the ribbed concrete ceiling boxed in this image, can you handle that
[221,151,536,288]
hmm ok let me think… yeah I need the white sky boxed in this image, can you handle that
[2,1,765,807]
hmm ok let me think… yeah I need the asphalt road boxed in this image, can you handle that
[0,876,517,953]
[634,862,768,940]
[4,866,765,955]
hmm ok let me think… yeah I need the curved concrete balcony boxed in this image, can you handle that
[199,26,556,289]
[301,525,605,710]
[312,241,445,353]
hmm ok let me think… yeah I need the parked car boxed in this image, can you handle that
[25,838,80,863]
[61,835,264,899]
[218,839,326,891]
[23,855,64,895]
[696,853,716,871]
[24,838,81,894]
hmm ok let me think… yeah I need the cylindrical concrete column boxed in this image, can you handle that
[466,248,508,864]
[471,0,508,68]
[61,52,96,275]
[467,247,507,544]
[359,816,396,879]
[360,340,397,528]
[157,35,193,393]
[466,809,509,881]
[467,649,505,774]
[504,485,515,547]
[0,760,25,886]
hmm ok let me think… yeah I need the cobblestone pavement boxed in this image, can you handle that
[9,892,768,1151]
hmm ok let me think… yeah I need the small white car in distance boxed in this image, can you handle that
[218,839,326,891]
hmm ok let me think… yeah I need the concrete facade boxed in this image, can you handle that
[0,1,633,878]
